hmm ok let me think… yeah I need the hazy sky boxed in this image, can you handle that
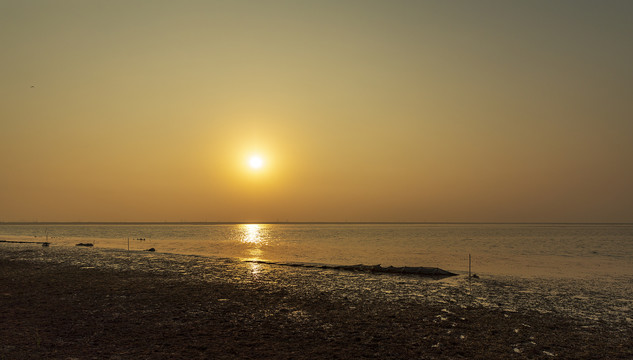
[1,0,632,222]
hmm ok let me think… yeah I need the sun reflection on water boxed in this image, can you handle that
[241,224,266,245]
[240,224,268,277]
[248,261,262,278]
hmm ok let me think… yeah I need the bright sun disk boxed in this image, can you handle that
[249,156,264,169]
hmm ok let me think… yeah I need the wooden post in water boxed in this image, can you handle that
[127,237,130,251]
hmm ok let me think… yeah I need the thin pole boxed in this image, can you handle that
[469,253,471,278]
[127,237,130,251]
[468,253,472,296]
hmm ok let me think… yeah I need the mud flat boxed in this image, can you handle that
[1,244,632,359]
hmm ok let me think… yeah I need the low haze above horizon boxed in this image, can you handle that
[1,0,632,223]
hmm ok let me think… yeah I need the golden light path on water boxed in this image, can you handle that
[241,224,264,245]
[240,224,266,277]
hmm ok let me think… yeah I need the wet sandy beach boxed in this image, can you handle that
[1,244,632,359]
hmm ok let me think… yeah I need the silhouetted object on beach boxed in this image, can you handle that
[145,248,155,252]
[42,242,50,247]
[75,243,94,247]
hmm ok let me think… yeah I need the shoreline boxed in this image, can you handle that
[3,222,633,281]
[2,244,632,359]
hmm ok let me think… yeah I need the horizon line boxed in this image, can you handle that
[1,221,631,226]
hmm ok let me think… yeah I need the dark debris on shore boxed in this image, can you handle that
[244,259,457,277]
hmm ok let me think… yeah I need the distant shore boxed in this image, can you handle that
[1,244,632,359]
[2,221,632,225]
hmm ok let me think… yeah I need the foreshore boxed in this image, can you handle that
[1,244,632,359]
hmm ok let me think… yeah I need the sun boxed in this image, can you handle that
[248,155,264,169]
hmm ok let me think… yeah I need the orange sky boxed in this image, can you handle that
[1,1,632,222]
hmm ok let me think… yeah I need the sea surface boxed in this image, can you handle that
[1,223,631,279]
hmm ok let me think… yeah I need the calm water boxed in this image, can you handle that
[1,223,632,279]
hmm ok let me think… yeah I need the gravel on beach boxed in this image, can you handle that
[1,244,632,359]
